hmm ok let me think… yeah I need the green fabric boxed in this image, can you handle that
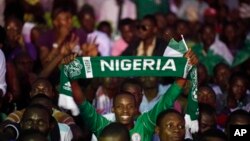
[78,83,181,140]
[134,0,169,19]
[232,40,250,67]
[192,43,228,76]
[60,56,188,96]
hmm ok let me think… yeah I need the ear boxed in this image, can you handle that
[155,126,160,135]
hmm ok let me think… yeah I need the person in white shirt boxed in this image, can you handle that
[98,0,137,33]
[78,4,112,56]
[0,49,6,97]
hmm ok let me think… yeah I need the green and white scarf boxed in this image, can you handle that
[59,37,199,133]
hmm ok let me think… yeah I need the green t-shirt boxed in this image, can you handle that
[78,83,181,141]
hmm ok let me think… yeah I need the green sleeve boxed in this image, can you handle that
[78,101,111,137]
[137,83,182,133]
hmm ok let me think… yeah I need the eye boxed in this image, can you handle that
[166,123,173,129]
[178,125,185,129]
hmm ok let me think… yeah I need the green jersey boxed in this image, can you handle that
[78,83,181,141]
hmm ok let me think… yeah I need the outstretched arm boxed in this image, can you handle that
[138,49,198,133]
[70,80,110,137]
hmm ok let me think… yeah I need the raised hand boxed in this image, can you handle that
[81,36,98,56]
[60,33,79,57]
[184,49,199,66]
[61,54,77,65]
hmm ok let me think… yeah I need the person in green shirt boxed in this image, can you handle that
[70,50,198,141]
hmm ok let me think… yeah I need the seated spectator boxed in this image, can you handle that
[112,18,136,56]
[198,104,217,134]
[155,109,185,141]
[19,104,72,141]
[78,4,112,56]
[192,23,233,76]
[97,21,113,38]
[99,122,130,141]
[212,63,231,114]
[199,128,227,141]
[198,85,217,108]
[225,109,250,138]
[18,130,48,141]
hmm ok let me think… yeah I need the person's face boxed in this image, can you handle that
[137,19,156,40]
[230,78,247,101]
[81,13,95,33]
[214,66,231,88]
[139,77,158,89]
[155,113,185,141]
[224,25,236,41]
[199,113,216,133]
[177,23,189,36]
[197,64,208,86]
[113,94,136,126]
[155,14,167,30]
[16,55,33,73]
[53,12,72,30]
[201,26,215,47]
[30,80,54,99]
[5,20,22,42]
[21,108,51,136]
[121,25,134,43]
[122,84,143,108]
[198,87,216,108]
[99,25,112,38]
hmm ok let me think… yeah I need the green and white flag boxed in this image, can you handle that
[58,36,199,132]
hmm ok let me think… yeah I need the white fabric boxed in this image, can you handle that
[58,123,73,141]
[87,31,111,56]
[58,93,79,116]
[98,0,136,31]
[210,39,234,65]
[0,49,6,96]
[139,85,170,113]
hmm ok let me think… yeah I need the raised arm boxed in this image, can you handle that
[138,49,198,133]
[70,80,110,137]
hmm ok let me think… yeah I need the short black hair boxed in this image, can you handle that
[226,109,250,125]
[142,15,157,26]
[78,4,95,20]
[97,21,112,30]
[24,104,53,118]
[118,18,135,31]
[229,72,248,86]
[51,0,76,20]
[113,92,136,106]
[198,103,216,121]
[213,62,230,76]
[99,122,130,141]
[156,109,184,126]
[199,129,227,141]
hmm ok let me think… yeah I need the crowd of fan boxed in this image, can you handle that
[0,0,250,141]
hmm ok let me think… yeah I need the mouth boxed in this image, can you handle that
[120,116,130,120]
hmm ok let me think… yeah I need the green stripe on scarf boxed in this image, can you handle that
[58,37,199,133]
